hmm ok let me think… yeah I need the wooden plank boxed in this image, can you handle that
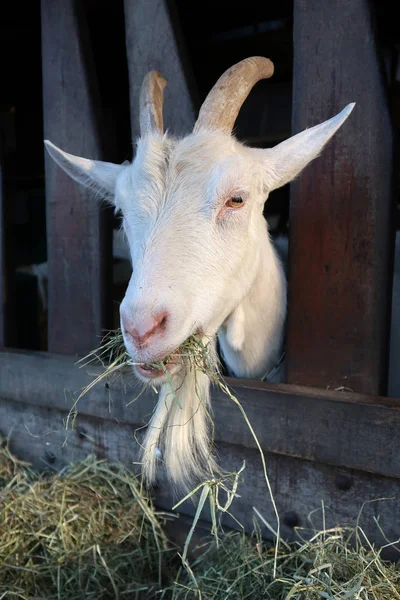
[1,396,399,555]
[124,0,197,140]
[287,0,394,394]
[157,441,400,558]
[41,0,113,355]
[1,350,400,479]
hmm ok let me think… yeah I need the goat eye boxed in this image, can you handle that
[225,196,245,209]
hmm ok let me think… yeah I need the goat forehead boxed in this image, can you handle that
[170,133,237,167]
[117,133,253,216]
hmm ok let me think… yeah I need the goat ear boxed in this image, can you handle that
[264,103,355,191]
[44,140,125,203]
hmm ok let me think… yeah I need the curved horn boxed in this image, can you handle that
[139,71,167,136]
[194,56,274,134]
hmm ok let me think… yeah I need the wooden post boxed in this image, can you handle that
[124,0,197,141]
[286,0,394,395]
[41,0,113,355]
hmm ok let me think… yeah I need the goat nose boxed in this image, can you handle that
[122,311,168,347]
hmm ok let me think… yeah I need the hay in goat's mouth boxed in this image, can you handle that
[77,330,215,391]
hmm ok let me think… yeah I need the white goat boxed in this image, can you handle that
[44,57,354,488]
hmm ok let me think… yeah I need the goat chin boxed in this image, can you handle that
[140,341,220,491]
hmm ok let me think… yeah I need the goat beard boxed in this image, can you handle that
[140,337,220,491]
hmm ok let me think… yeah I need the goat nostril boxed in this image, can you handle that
[159,313,167,329]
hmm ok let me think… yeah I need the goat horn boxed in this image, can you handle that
[193,56,274,134]
[139,71,167,136]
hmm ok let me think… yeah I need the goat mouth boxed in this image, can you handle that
[132,330,205,380]
[135,352,181,379]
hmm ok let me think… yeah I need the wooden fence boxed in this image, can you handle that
[1,0,399,549]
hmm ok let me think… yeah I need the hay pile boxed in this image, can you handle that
[1,440,400,599]
[171,522,400,599]
[0,441,177,599]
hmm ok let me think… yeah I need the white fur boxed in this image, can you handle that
[44,97,355,488]
[141,341,220,489]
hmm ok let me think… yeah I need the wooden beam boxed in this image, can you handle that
[41,0,113,355]
[287,0,394,394]
[1,393,399,554]
[1,350,399,479]
[124,0,197,141]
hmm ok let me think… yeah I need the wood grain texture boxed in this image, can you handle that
[124,0,196,140]
[1,350,399,479]
[287,0,394,394]
[157,441,400,556]
[1,397,399,554]
[41,0,113,355]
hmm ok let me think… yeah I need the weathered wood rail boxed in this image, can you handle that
[0,0,399,549]
[2,350,400,479]
[1,350,400,547]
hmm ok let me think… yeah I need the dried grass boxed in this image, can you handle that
[0,441,177,599]
[75,330,400,598]
[3,331,398,598]
[1,441,399,599]
[171,516,400,599]
[76,330,281,575]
